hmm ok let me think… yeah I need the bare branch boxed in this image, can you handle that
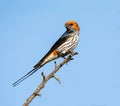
[23,52,78,106]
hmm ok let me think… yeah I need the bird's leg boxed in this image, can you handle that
[68,50,75,60]
[58,51,66,59]
[61,56,66,59]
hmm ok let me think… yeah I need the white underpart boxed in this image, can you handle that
[57,33,79,54]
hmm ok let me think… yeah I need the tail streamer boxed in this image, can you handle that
[12,68,37,87]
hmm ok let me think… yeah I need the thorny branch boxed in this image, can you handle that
[23,52,78,106]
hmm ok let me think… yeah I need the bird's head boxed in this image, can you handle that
[65,20,80,31]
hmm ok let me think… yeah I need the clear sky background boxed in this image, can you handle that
[1,0,120,106]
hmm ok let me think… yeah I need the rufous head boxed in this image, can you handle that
[65,20,80,31]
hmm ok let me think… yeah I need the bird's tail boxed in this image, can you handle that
[12,57,47,87]
[12,51,57,87]
[12,68,38,87]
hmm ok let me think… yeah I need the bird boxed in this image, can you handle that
[12,20,80,87]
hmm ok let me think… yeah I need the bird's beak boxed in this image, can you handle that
[65,24,70,30]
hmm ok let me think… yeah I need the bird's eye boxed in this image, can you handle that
[69,23,73,26]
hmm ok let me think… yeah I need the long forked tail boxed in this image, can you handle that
[12,57,47,87]
[12,51,56,87]
[12,68,38,87]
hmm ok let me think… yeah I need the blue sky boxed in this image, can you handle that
[1,0,120,106]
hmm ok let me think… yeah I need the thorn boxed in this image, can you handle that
[54,61,57,68]
[53,75,61,84]
[34,93,41,97]
[41,72,46,80]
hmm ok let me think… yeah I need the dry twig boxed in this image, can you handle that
[23,52,78,106]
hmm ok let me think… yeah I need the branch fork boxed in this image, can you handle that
[23,52,78,106]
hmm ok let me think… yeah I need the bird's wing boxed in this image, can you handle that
[33,31,72,69]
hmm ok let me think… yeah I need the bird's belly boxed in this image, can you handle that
[57,34,79,56]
